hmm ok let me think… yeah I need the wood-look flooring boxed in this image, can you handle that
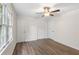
[13,38,79,55]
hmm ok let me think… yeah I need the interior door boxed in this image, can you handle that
[28,24,37,41]
[37,19,48,39]
[24,19,38,41]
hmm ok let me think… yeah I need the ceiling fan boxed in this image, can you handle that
[36,6,60,17]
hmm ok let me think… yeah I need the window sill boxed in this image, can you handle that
[0,39,13,55]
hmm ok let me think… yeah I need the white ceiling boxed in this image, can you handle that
[13,3,57,16]
[13,3,79,17]
[13,3,40,16]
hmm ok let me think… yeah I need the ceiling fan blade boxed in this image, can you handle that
[50,14,54,16]
[51,9,60,12]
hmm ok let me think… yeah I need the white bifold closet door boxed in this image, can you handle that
[37,19,48,39]
[17,17,48,42]
[28,24,37,41]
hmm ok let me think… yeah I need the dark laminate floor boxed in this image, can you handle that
[13,38,79,55]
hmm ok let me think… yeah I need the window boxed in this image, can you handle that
[0,4,13,51]
[0,4,2,25]
[0,3,3,48]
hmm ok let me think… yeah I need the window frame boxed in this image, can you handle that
[0,3,13,53]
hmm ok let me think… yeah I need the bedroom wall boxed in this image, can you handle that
[48,9,79,50]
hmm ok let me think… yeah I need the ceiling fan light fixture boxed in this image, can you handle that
[36,6,60,17]
[44,12,49,16]
[44,7,50,12]
[44,7,50,16]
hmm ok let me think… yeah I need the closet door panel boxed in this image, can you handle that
[37,20,48,39]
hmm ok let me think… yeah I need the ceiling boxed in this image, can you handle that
[13,3,79,17]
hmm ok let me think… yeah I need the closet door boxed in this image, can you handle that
[24,19,37,41]
[28,24,37,41]
[37,19,48,39]
[17,18,38,42]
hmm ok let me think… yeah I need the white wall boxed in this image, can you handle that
[48,9,79,50]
